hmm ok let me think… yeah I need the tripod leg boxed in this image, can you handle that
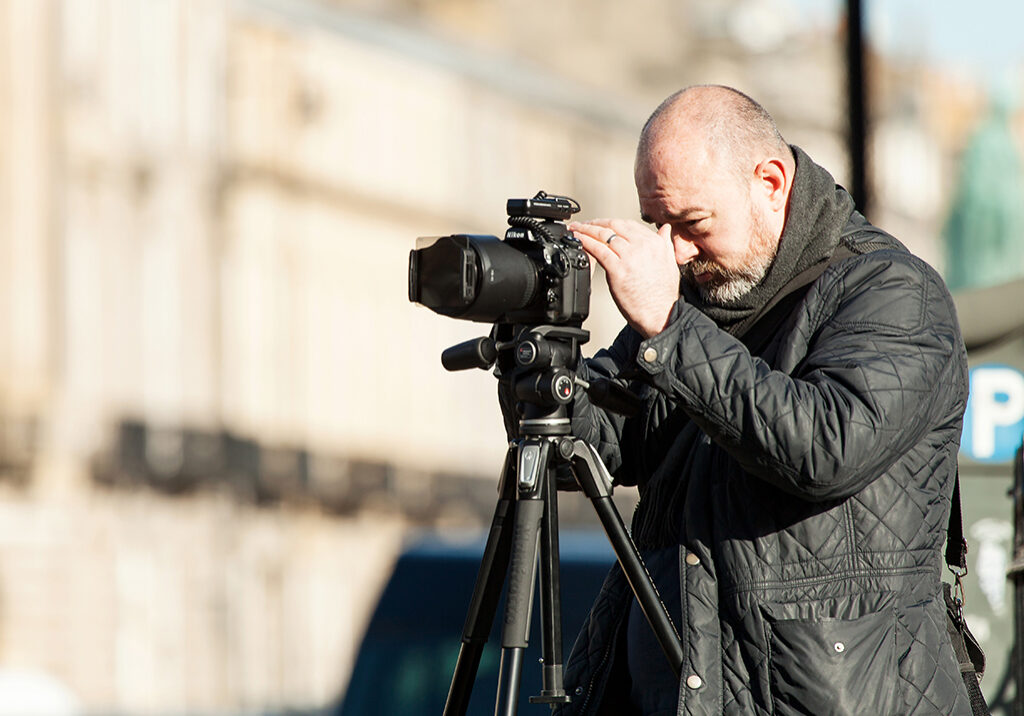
[532,461,570,705]
[495,497,543,716]
[495,647,527,716]
[444,448,518,716]
[494,439,549,716]
[570,439,684,678]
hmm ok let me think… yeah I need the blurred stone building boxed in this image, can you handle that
[0,0,992,712]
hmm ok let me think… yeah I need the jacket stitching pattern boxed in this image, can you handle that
[722,564,934,597]
[844,498,857,574]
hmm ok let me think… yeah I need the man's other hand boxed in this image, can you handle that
[571,219,681,339]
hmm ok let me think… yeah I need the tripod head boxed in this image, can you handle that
[441,323,642,435]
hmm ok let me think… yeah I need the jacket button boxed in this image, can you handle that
[642,347,658,363]
[686,674,703,689]
[685,552,700,566]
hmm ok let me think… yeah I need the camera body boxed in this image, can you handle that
[408,192,590,325]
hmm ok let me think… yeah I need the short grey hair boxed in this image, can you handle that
[637,85,790,185]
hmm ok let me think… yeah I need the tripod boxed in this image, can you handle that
[440,325,684,716]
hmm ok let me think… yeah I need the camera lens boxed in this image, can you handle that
[410,234,539,323]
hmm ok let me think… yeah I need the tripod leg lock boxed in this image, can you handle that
[570,440,614,498]
[518,442,544,491]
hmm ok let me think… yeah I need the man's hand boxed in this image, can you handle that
[571,219,681,339]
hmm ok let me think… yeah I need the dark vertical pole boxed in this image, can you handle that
[846,0,870,215]
[1013,445,1024,715]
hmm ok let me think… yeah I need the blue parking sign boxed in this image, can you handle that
[961,364,1024,463]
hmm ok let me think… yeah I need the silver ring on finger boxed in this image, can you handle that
[605,232,618,245]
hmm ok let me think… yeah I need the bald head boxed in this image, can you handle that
[633,87,796,305]
[636,85,792,187]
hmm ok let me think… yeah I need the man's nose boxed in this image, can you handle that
[667,227,699,265]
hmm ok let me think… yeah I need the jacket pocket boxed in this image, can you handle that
[767,607,897,716]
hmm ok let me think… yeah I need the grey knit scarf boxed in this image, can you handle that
[681,145,855,334]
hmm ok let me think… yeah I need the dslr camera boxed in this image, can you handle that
[408,191,590,326]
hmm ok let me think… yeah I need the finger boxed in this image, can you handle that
[568,220,613,242]
[575,232,619,270]
[569,218,615,230]
[570,218,629,236]
[579,218,666,245]
[599,227,623,247]
[572,222,629,251]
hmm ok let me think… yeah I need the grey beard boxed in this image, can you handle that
[683,245,776,306]
[695,274,762,305]
[681,200,780,306]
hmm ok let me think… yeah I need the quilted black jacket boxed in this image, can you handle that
[557,216,972,714]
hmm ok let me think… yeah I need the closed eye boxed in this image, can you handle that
[680,217,710,235]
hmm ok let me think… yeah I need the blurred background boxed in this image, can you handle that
[2,0,1024,713]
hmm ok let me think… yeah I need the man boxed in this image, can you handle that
[557,86,972,714]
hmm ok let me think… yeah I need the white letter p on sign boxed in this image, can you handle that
[971,367,1024,460]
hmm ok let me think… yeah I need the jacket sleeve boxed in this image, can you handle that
[632,251,969,501]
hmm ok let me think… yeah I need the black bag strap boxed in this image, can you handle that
[946,472,969,573]
[944,470,989,712]
[944,582,990,714]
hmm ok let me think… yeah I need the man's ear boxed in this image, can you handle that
[754,158,789,212]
